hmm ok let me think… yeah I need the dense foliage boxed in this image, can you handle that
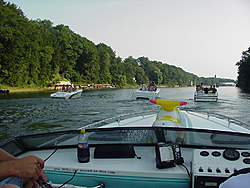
[236,47,250,92]
[0,1,235,88]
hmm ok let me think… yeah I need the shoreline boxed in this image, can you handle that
[9,89,51,93]
[2,84,185,93]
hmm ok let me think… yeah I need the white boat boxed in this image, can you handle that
[131,84,160,100]
[1,99,250,188]
[194,85,218,102]
[50,89,83,99]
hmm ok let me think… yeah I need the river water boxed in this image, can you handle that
[0,87,250,143]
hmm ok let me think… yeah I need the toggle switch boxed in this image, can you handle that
[216,168,221,173]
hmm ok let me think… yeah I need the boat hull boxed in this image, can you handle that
[194,91,218,102]
[45,167,189,188]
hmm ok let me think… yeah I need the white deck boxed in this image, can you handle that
[20,147,192,179]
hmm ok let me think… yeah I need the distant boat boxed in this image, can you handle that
[194,85,218,102]
[50,89,83,99]
[131,84,160,100]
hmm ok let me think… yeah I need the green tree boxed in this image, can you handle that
[0,1,36,86]
[52,25,84,81]
[75,38,99,83]
[96,43,113,84]
[236,47,250,91]
[123,56,138,85]
[135,67,149,85]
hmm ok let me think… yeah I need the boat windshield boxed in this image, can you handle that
[1,127,250,157]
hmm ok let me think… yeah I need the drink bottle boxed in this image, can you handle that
[77,129,90,163]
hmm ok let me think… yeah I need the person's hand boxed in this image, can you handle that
[9,155,47,183]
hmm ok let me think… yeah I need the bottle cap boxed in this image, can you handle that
[80,129,85,133]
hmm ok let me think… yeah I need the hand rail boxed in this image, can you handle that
[182,108,250,129]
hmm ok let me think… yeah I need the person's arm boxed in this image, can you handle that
[0,149,16,162]
[0,149,47,184]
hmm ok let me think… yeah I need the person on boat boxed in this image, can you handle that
[200,83,204,90]
[147,82,152,91]
[212,85,217,93]
[0,148,47,188]
[196,85,203,93]
[209,85,213,91]
[152,82,157,91]
[148,82,156,91]
[203,87,209,94]
[68,86,73,92]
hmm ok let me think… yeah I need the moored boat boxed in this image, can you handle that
[50,89,83,99]
[0,89,10,93]
[1,100,250,188]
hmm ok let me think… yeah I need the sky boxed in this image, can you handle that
[6,0,250,80]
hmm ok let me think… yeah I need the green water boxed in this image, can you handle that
[0,87,249,143]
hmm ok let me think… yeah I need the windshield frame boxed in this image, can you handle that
[1,126,250,157]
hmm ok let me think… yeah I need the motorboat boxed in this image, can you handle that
[131,84,160,100]
[194,90,218,102]
[194,85,218,102]
[1,99,250,188]
[0,89,10,93]
[50,89,83,99]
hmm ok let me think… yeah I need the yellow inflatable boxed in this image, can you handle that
[150,99,188,144]
[150,99,187,127]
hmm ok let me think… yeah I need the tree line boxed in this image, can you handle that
[0,1,235,88]
[236,47,250,92]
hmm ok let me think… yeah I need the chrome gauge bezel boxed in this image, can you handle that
[223,149,240,161]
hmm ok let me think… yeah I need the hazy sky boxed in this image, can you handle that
[7,0,250,79]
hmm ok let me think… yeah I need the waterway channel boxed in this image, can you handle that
[0,86,249,143]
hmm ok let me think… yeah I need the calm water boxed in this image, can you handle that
[0,87,250,143]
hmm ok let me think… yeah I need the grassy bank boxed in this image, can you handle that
[0,84,53,93]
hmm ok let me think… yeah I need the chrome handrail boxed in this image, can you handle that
[182,107,250,129]
[81,107,250,130]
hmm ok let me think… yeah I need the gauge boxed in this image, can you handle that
[223,149,240,161]
[200,151,209,156]
[212,151,221,157]
[241,152,250,157]
[243,158,250,164]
